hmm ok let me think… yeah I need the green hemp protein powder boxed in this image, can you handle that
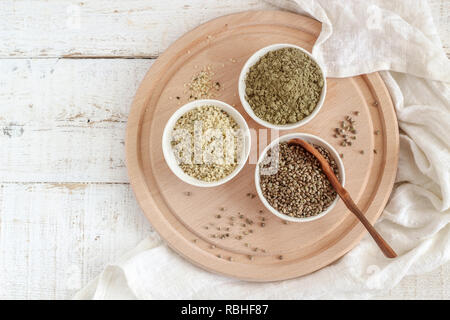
[245,47,324,125]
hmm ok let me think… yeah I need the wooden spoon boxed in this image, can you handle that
[288,138,397,258]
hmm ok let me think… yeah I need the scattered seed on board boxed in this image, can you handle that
[373,149,377,154]
[228,257,233,261]
[219,207,225,211]
[192,239,197,243]
[244,243,249,247]
[283,221,289,225]
[216,214,221,219]
[360,150,365,154]
[184,191,191,196]
[260,223,265,227]
[374,130,380,135]
[217,254,222,258]
[340,153,344,158]
[278,255,283,260]
[372,101,378,107]
[248,255,253,260]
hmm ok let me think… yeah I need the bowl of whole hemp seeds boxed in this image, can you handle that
[255,133,345,222]
[239,44,326,130]
[162,99,251,187]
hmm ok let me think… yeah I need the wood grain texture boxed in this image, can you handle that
[0,0,448,299]
[0,182,153,299]
[0,59,150,182]
[0,0,447,58]
[0,0,276,58]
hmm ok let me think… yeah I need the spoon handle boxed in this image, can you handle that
[338,189,397,258]
[288,138,397,258]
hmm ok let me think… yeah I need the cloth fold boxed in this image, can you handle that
[75,0,450,299]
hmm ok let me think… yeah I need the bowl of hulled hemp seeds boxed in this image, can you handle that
[255,133,345,222]
[239,44,327,130]
[162,99,251,187]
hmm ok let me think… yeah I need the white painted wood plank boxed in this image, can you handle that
[0,182,154,299]
[0,0,447,58]
[0,0,276,58]
[0,58,151,124]
[0,59,151,183]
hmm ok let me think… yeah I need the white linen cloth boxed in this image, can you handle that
[75,0,450,299]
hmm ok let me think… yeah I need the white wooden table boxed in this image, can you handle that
[0,0,448,300]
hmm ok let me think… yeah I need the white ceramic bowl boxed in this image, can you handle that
[162,99,251,187]
[255,133,345,222]
[238,43,327,130]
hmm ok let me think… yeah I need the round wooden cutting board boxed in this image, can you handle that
[126,11,399,281]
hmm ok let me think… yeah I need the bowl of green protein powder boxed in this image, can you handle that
[162,99,251,187]
[239,44,327,130]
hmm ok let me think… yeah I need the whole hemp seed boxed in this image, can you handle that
[245,47,324,125]
[259,142,339,218]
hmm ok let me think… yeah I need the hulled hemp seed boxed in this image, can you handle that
[171,105,243,182]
